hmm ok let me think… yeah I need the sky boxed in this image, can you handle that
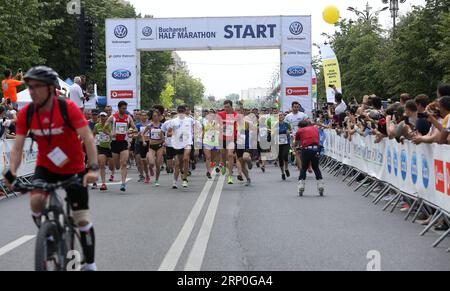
[127,0,426,99]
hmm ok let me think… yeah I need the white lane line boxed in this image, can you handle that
[0,235,35,257]
[158,177,215,271]
[184,175,226,271]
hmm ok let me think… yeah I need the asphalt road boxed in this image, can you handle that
[0,161,449,271]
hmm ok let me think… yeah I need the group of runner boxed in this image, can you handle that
[88,99,324,194]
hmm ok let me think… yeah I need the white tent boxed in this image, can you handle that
[17,78,71,108]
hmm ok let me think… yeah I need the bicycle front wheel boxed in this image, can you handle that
[35,221,64,271]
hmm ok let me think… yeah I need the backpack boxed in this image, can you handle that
[26,97,75,138]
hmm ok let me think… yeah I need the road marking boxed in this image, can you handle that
[0,235,35,257]
[158,177,215,271]
[184,175,226,271]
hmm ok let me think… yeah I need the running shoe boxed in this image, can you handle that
[227,176,234,185]
[182,180,189,188]
[100,184,107,191]
[120,184,126,192]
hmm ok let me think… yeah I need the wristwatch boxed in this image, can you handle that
[87,164,99,172]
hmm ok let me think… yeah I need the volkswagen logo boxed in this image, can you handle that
[114,25,128,39]
[142,26,152,37]
[289,22,303,35]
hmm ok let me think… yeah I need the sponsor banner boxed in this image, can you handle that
[106,19,136,50]
[281,16,311,48]
[323,130,450,213]
[136,17,283,50]
[0,138,37,178]
[285,87,308,96]
[320,44,342,104]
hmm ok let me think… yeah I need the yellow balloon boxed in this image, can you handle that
[323,5,340,24]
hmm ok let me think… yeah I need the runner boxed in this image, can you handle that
[135,110,151,183]
[218,100,238,185]
[106,101,136,192]
[285,101,309,171]
[165,105,194,189]
[93,112,112,191]
[104,105,116,182]
[161,111,177,174]
[235,110,256,186]
[143,110,165,186]
[202,109,220,179]
[277,112,292,180]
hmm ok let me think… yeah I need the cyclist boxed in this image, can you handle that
[4,66,99,271]
[105,101,136,192]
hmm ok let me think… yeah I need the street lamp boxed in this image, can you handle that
[382,0,407,31]
[347,2,388,24]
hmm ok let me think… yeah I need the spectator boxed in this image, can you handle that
[414,94,431,136]
[0,106,15,139]
[399,93,412,106]
[412,101,442,144]
[2,69,23,110]
[69,76,85,111]
[427,96,450,144]
[334,91,347,115]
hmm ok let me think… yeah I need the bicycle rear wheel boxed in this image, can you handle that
[35,221,64,271]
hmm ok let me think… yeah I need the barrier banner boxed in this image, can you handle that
[0,138,37,179]
[323,130,450,213]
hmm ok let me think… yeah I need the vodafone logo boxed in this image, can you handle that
[111,90,133,99]
[286,87,308,96]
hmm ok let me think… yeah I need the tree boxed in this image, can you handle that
[159,83,175,109]
[171,69,205,107]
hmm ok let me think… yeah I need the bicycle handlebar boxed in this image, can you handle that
[12,175,81,194]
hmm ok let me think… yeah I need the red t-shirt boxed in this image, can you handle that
[16,98,88,174]
[295,126,319,148]
[217,111,237,141]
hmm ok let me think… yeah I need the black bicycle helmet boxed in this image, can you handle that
[23,66,60,89]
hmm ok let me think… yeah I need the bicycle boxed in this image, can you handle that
[13,175,86,271]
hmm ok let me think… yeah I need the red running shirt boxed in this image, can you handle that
[112,112,131,141]
[16,98,88,174]
[217,111,237,141]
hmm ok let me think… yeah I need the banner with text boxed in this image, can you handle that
[323,130,450,213]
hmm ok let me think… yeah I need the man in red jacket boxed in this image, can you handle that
[294,120,325,196]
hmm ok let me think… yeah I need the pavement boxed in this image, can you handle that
[0,161,449,271]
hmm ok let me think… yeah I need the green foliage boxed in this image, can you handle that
[322,0,450,102]
[0,0,205,108]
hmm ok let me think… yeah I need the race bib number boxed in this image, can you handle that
[47,147,69,168]
[259,127,268,137]
[279,134,288,145]
[115,122,127,135]
[223,124,234,136]
[151,129,162,140]
[205,131,216,142]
